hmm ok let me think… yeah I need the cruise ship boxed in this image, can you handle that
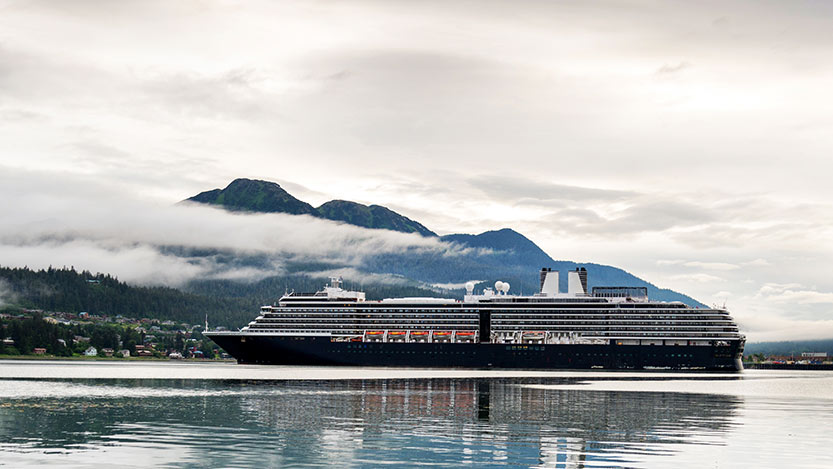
[205,268,745,370]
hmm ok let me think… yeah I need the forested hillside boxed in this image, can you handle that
[0,266,450,328]
[744,339,833,357]
[0,266,252,327]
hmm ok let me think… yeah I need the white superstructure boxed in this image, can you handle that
[231,268,743,348]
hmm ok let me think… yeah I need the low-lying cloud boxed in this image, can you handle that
[756,283,833,305]
[0,279,18,308]
[0,169,471,286]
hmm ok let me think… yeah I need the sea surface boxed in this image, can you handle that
[1,361,831,468]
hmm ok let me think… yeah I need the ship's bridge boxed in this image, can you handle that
[279,276,366,304]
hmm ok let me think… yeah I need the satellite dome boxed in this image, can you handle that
[465,281,475,292]
[502,282,510,293]
[495,281,504,291]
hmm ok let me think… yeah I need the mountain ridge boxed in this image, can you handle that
[188,178,318,215]
[186,178,436,236]
[184,178,706,307]
[317,199,435,236]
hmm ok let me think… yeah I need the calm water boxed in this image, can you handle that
[1,361,832,468]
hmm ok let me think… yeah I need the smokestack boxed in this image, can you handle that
[540,268,559,296]
[567,269,586,296]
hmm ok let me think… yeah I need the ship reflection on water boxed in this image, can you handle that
[0,377,741,468]
[237,378,740,468]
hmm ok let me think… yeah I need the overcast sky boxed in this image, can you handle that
[2,0,833,341]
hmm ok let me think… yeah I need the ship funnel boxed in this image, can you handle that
[540,268,559,296]
[329,276,343,289]
[567,268,587,296]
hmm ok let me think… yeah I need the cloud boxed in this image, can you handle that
[0,108,46,123]
[610,199,716,231]
[774,291,833,305]
[431,280,484,290]
[683,261,740,271]
[743,258,771,267]
[301,268,413,287]
[655,61,692,76]
[756,284,833,305]
[466,176,636,205]
[139,68,280,121]
[756,283,805,296]
[548,208,606,225]
[657,259,684,266]
[531,197,718,238]
[738,314,833,342]
[0,42,123,105]
[668,273,724,283]
[0,279,18,308]
[0,168,469,286]
[0,241,209,287]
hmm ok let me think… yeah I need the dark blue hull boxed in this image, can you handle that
[207,334,744,371]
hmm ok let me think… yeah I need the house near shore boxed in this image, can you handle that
[84,346,97,356]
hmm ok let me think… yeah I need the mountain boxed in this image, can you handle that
[183,178,705,307]
[441,228,552,267]
[365,228,705,306]
[317,200,436,236]
[187,178,318,215]
[186,178,436,236]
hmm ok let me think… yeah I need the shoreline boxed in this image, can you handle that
[743,362,833,370]
[0,354,234,363]
[4,356,833,370]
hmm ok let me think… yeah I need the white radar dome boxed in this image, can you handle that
[495,281,505,291]
[501,282,510,293]
[465,281,475,292]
